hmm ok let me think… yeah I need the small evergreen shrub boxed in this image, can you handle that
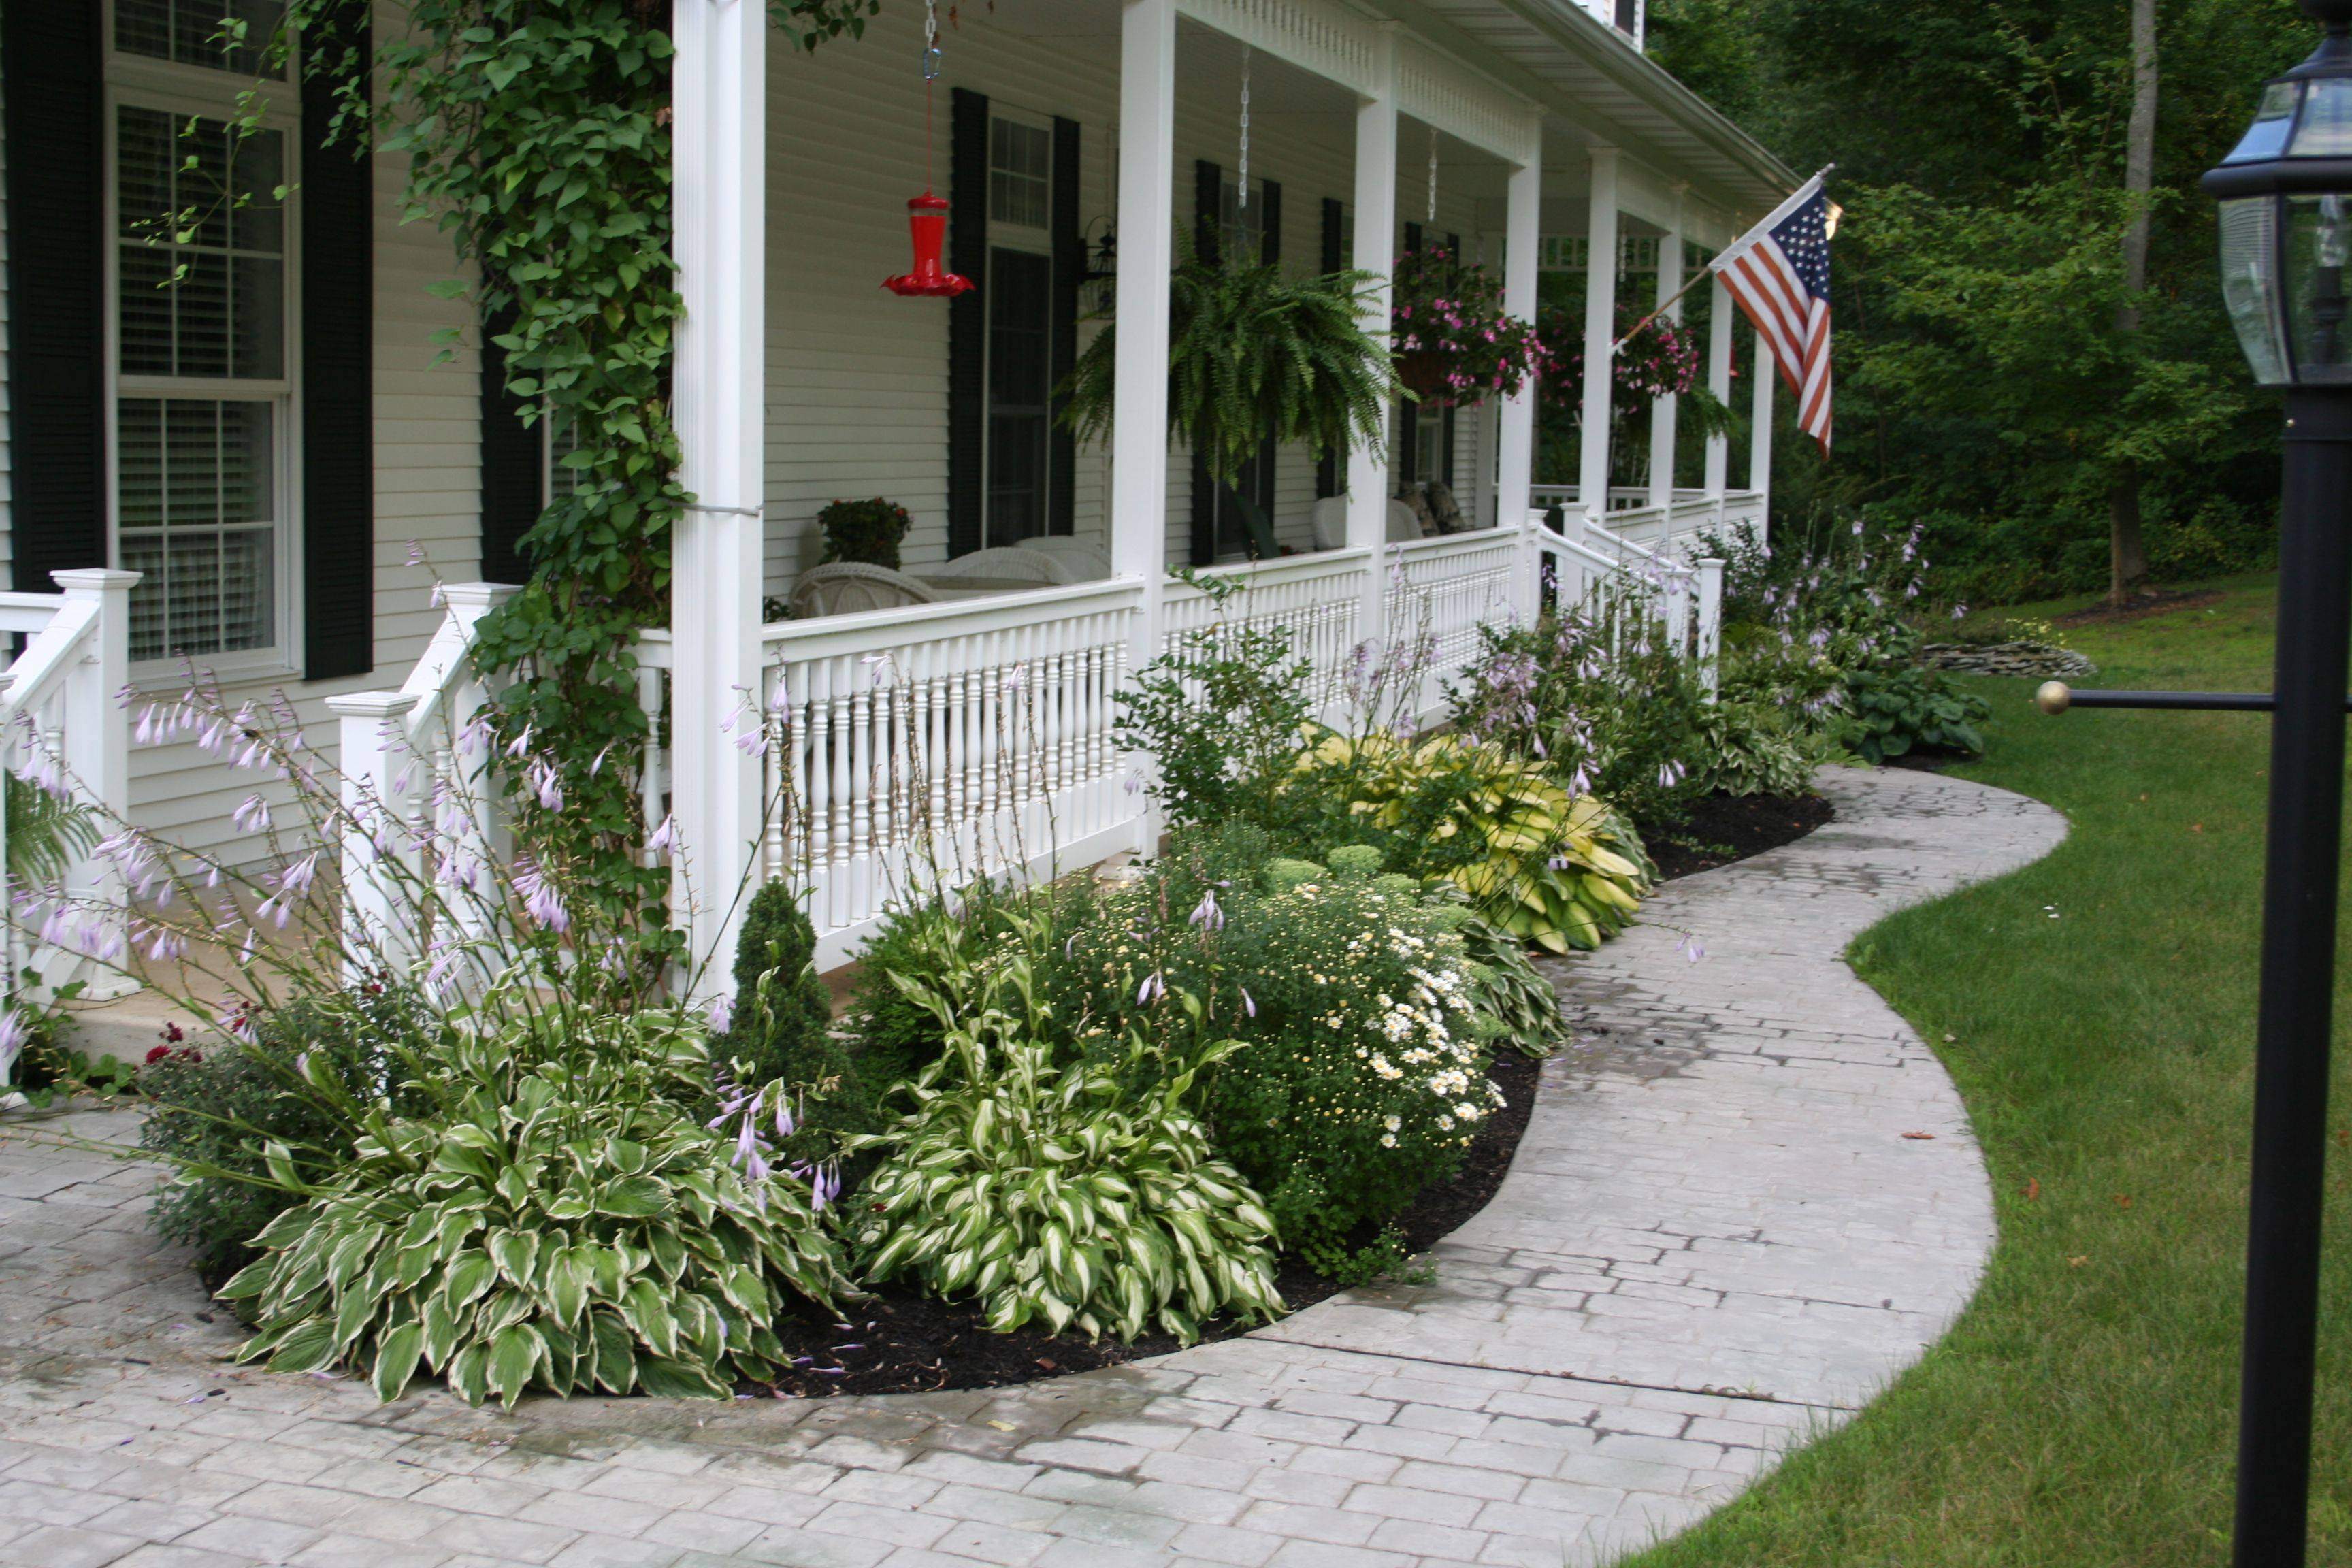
[816,499,913,571]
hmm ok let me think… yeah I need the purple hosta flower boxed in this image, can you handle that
[504,724,535,760]
[456,713,495,758]
[1123,771,1144,796]
[775,1092,797,1142]
[1137,970,1166,1005]
[645,813,679,857]
[423,937,466,999]
[217,1004,256,1043]
[405,539,426,567]
[140,922,186,964]
[0,1008,26,1084]
[429,581,448,610]
[525,758,564,812]
[512,858,571,934]
[810,1163,841,1213]
[1952,602,1970,623]
[706,993,735,1034]
[1657,760,1686,789]
[436,849,483,895]
[1002,662,1027,693]
[231,795,272,836]
[1240,987,1256,1019]
[1676,931,1707,964]
[1188,888,1224,932]
[1808,627,1831,650]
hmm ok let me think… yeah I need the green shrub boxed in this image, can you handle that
[850,919,1283,1342]
[1844,662,1990,763]
[1058,869,1499,1274]
[218,1007,849,1407]
[1264,857,1325,894]
[815,498,913,570]
[1115,602,1316,830]
[719,882,898,1169]
[1325,844,1383,879]
[1688,698,1816,798]
[140,996,419,1278]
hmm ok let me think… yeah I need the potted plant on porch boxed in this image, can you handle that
[1389,247,1546,407]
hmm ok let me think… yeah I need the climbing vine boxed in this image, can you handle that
[259,0,875,957]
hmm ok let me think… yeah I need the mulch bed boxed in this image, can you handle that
[1646,789,1836,880]
[757,788,1833,1399]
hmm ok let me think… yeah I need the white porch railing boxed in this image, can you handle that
[1531,485,1767,557]
[1385,529,1525,720]
[1160,546,1372,716]
[639,580,1149,970]
[342,513,1728,975]
[0,570,139,1000]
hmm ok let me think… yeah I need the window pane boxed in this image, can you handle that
[116,107,286,381]
[989,119,1051,229]
[116,0,288,75]
[119,398,278,661]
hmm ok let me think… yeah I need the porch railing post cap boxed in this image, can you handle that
[325,691,422,720]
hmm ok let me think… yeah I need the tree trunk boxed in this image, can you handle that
[2110,0,2159,606]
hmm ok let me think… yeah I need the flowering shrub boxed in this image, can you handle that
[851,914,1283,1342]
[1391,248,1545,407]
[1055,860,1499,1274]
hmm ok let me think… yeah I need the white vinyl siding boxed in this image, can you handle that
[122,1,483,859]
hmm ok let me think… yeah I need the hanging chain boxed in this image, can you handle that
[923,0,942,79]
[1427,127,1439,225]
[922,0,942,191]
[1237,46,1252,210]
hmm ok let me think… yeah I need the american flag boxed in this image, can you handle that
[1711,171,1836,455]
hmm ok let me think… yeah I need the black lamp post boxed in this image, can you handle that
[2201,4,2352,1561]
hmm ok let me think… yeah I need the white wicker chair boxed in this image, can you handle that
[1386,499,1426,543]
[1015,537,1113,579]
[786,562,942,618]
[1309,497,1348,552]
[921,546,1077,587]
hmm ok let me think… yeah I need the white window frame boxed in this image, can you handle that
[103,10,303,684]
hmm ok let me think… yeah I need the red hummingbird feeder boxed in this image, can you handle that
[883,193,972,298]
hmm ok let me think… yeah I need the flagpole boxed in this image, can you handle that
[1607,165,1835,356]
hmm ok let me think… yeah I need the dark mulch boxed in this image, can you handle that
[1646,789,1836,881]
[759,1050,1541,1398]
[1880,749,1976,774]
[2053,587,2220,627]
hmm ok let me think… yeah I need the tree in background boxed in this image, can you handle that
[1649,0,2310,606]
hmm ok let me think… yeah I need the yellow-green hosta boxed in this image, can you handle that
[1290,731,1656,954]
[851,962,1284,1344]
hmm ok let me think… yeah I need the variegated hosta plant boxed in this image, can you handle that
[849,938,1284,1344]
[1288,731,1655,953]
[217,1021,851,1409]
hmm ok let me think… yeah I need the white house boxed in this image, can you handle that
[0,0,1793,987]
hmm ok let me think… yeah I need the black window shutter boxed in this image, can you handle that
[947,88,990,559]
[3,2,106,592]
[1315,199,1345,500]
[301,3,376,681]
[478,304,540,584]
[1446,231,1460,259]
[1258,180,1281,266]
[1048,116,1081,537]
[1403,221,1423,255]
[1194,160,1222,267]
[1190,162,1222,566]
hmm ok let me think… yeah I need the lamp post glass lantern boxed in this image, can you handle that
[2201,3,2352,1564]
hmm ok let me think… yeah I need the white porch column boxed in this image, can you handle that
[1578,147,1619,519]
[1702,272,1733,502]
[327,691,421,987]
[1111,0,1178,849]
[671,0,768,996]
[1346,33,1399,651]
[1646,193,1683,517]
[1494,138,1541,540]
[1750,329,1776,535]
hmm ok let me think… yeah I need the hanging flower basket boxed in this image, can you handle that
[1389,249,1544,408]
[1535,304,1705,409]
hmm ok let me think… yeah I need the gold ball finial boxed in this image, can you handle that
[2035,681,2072,716]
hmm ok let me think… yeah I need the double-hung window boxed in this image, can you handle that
[984,112,1055,549]
[108,0,295,669]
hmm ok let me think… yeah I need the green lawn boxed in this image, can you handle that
[1629,574,2352,1568]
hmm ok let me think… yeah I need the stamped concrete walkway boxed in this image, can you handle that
[0,766,2064,1568]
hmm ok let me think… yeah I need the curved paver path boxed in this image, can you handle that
[0,766,2064,1568]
